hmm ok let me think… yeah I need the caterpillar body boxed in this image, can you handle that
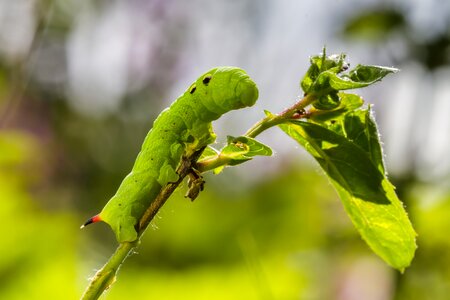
[81,67,259,242]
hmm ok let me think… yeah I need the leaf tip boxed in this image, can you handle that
[264,110,274,117]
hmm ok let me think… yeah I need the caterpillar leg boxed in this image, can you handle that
[185,168,205,201]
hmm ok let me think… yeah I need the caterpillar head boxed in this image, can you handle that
[188,67,258,120]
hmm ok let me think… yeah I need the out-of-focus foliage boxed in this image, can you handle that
[394,186,450,300]
[343,9,406,42]
[342,7,450,70]
[0,131,78,299]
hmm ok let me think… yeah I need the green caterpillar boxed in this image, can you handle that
[81,67,258,243]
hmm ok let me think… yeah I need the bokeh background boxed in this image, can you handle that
[1,0,450,299]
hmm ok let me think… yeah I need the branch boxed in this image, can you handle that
[244,94,314,138]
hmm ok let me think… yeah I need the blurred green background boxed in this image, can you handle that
[1,1,450,299]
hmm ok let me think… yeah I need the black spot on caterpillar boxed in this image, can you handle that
[202,75,212,85]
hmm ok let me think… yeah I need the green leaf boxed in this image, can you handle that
[309,93,364,122]
[349,65,399,85]
[196,137,272,174]
[221,136,272,166]
[311,65,397,93]
[316,107,385,174]
[279,120,416,271]
[342,108,385,174]
[301,50,348,93]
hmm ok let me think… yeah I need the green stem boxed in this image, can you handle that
[246,93,315,137]
[243,114,282,138]
[81,94,316,299]
[81,242,137,300]
[195,154,231,172]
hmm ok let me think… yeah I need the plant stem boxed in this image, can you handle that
[81,94,315,300]
[81,242,136,300]
[245,94,315,137]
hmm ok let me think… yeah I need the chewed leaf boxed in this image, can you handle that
[196,136,272,174]
[312,65,397,93]
[222,136,272,166]
[349,65,399,85]
[279,120,416,271]
[343,9,406,41]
